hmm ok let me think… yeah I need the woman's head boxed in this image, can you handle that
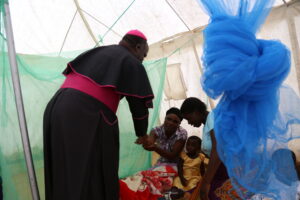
[119,30,149,62]
[164,107,183,135]
[186,136,202,155]
[180,97,208,127]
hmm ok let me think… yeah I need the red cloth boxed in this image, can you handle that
[119,165,177,200]
[119,180,160,200]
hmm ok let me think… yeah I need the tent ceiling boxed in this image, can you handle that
[8,0,289,54]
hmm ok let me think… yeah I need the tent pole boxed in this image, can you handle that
[287,12,300,95]
[73,0,98,45]
[192,39,215,109]
[3,3,40,200]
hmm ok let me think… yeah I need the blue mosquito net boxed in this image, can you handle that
[196,0,300,199]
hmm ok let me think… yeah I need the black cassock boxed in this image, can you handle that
[43,45,153,200]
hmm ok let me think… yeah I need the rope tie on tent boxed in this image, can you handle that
[96,0,136,46]
[59,10,78,56]
[73,0,98,45]
[81,9,122,38]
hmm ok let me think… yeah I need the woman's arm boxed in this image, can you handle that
[154,139,185,161]
[143,139,185,161]
[137,130,157,145]
[200,130,221,200]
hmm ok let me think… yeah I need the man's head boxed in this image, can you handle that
[180,97,207,127]
[119,30,149,62]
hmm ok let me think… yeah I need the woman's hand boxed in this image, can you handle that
[199,181,210,200]
[135,135,148,145]
[136,135,157,151]
[143,143,157,151]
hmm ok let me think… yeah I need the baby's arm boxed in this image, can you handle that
[177,157,187,186]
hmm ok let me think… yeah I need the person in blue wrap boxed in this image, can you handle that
[195,0,300,199]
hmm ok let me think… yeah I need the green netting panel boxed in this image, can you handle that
[118,58,167,178]
[1,3,24,200]
[0,51,167,199]
[0,51,72,200]
[0,30,167,200]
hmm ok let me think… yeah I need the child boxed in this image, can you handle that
[172,136,206,199]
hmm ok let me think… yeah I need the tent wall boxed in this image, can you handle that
[8,0,288,55]
[8,0,209,55]
[259,0,300,95]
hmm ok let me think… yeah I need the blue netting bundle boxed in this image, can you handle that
[197,0,300,199]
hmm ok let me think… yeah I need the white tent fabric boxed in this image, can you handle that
[10,0,207,54]
[9,0,289,54]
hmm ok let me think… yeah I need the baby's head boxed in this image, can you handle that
[186,136,202,155]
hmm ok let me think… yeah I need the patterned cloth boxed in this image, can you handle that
[209,163,243,200]
[214,179,245,200]
[119,164,178,200]
[152,125,187,164]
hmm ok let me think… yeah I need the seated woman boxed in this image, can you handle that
[119,107,187,200]
[143,107,188,165]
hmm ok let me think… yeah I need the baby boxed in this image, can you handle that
[172,136,205,199]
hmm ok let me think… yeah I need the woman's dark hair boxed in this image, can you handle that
[188,136,202,148]
[166,107,183,121]
[180,97,207,115]
[120,34,147,48]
